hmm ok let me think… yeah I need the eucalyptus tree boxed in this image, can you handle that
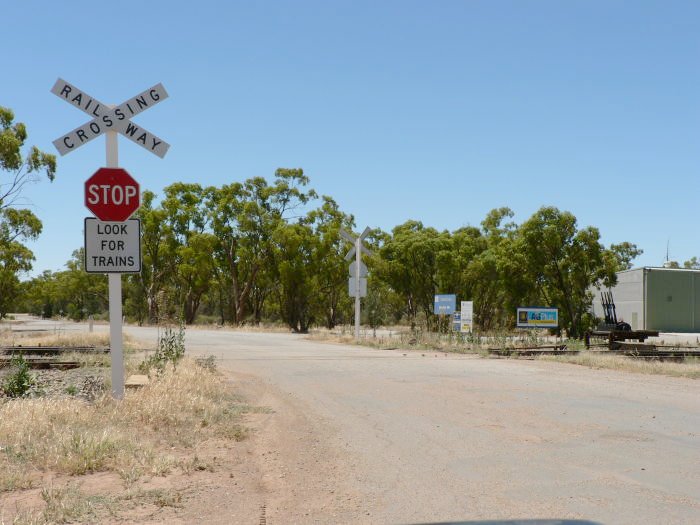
[159,183,216,324]
[0,107,56,316]
[517,206,616,338]
[376,221,451,329]
[131,190,173,323]
[205,168,317,325]
[304,196,355,328]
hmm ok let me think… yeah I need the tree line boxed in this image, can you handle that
[2,106,683,337]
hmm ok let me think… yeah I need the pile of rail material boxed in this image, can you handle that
[611,342,700,361]
[487,344,575,358]
[0,346,108,370]
[585,329,659,350]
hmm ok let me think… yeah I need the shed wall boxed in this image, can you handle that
[646,269,700,332]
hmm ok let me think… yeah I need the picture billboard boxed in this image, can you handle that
[516,307,559,328]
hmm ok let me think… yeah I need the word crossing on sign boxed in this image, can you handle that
[51,79,170,158]
[85,168,140,222]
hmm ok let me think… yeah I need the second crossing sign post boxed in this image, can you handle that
[51,78,169,399]
[341,227,373,340]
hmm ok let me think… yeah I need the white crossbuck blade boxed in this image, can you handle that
[341,227,373,260]
[51,79,170,158]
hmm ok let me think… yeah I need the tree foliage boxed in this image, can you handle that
[17,165,642,337]
[0,107,56,317]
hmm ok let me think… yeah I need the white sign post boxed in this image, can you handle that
[51,78,169,399]
[341,227,373,340]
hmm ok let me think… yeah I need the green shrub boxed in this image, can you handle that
[139,324,186,375]
[2,354,35,398]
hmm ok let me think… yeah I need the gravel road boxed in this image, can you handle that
[10,319,700,524]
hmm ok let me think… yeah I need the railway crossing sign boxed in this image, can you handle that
[340,227,374,339]
[342,227,373,261]
[51,77,171,401]
[51,78,170,158]
[85,168,140,222]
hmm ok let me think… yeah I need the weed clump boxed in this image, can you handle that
[2,354,35,398]
[139,324,186,375]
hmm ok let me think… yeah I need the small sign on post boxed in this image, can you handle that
[85,168,140,222]
[84,218,141,273]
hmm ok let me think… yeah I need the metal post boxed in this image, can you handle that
[355,237,361,340]
[106,129,125,399]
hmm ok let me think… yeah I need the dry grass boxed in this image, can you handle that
[539,352,700,379]
[0,358,249,522]
[311,329,700,379]
[0,330,111,348]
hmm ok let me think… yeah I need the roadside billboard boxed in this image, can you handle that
[516,307,559,328]
[452,312,461,331]
[460,300,473,333]
[434,294,457,315]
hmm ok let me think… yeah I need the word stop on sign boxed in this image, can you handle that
[86,184,138,206]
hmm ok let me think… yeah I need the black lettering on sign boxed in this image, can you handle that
[126,103,134,115]
[137,133,147,145]
[136,96,148,109]
[102,115,113,127]
[127,256,134,265]
[76,129,88,142]
[151,138,162,151]
[89,122,100,134]
[63,136,74,149]
[150,89,160,101]
[72,93,83,105]
[60,85,71,98]
[124,123,139,137]
[114,108,126,121]
[92,104,101,117]
[85,99,92,111]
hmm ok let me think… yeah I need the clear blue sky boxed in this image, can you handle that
[3,0,699,276]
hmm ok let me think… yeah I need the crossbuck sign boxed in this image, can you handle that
[51,79,170,158]
[341,227,373,340]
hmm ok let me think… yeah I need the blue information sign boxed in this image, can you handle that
[434,294,457,315]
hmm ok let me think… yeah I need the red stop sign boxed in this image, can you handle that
[85,168,140,222]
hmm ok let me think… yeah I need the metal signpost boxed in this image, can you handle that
[51,78,169,399]
[341,227,373,340]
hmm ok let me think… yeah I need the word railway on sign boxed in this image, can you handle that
[51,79,170,158]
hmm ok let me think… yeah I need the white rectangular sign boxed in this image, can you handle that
[84,218,141,273]
[460,300,474,333]
[348,277,367,297]
[349,260,368,277]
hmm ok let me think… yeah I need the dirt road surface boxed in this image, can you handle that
[11,320,700,524]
